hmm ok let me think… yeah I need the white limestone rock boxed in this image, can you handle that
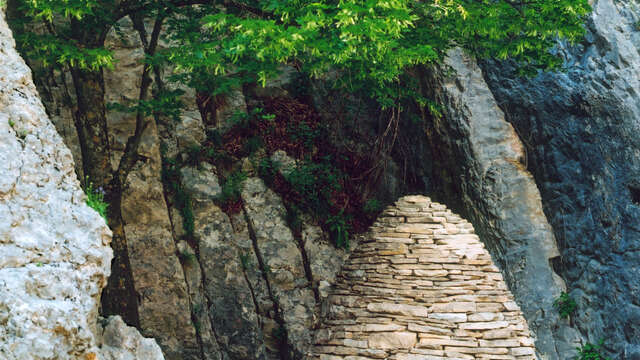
[0,9,163,360]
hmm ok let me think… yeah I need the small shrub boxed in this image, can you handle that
[285,205,303,236]
[285,160,342,218]
[287,121,319,150]
[325,211,351,249]
[239,252,252,271]
[185,144,204,167]
[228,110,252,129]
[554,292,577,319]
[84,177,108,224]
[258,158,278,185]
[262,263,272,275]
[192,303,203,315]
[178,249,197,265]
[363,198,383,216]
[206,129,223,147]
[8,119,15,128]
[576,340,611,360]
[216,170,247,213]
[243,136,263,155]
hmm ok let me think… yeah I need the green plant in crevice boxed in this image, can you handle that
[185,144,204,167]
[215,170,247,212]
[239,252,253,271]
[178,248,197,265]
[161,153,195,241]
[243,136,264,155]
[84,177,108,224]
[285,205,303,236]
[285,159,343,218]
[554,292,577,319]
[576,340,611,360]
[325,211,351,250]
[363,198,383,216]
[257,158,278,186]
[177,187,195,240]
[262,263,272,276]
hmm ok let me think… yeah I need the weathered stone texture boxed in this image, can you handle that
[307,196,536,360]
[482,0,640,357]
[103,19,199,359]
[0,9,162,360]
[98,316,165,360]
[422,49,580,358]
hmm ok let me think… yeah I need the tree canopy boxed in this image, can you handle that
[13,0,591,107]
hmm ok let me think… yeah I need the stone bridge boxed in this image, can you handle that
[307,195,536,360]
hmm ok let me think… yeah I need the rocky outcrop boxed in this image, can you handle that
[241,176,351,358]
[421,49,581,359]
[98,316,165,360]
[0,9,162,360]
[482,0,640,357]
[104,19,200,359]
[308,195,536,359]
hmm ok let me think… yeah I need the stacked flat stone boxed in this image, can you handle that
[307,195,536,360]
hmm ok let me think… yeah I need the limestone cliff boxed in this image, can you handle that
[419,49,582,358]
[0,8,163,360]
[483,0,640,357]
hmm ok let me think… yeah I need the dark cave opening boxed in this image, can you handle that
[629,185,640,205]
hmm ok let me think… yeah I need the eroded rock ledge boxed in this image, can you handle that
[308,195,536,359]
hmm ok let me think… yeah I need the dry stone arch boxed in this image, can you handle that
[307,195,536,360]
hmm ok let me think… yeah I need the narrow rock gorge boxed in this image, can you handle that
[2,0,639,359]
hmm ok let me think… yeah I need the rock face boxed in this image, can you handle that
[482,0,640,357]
[422,49,581,359]
[308,195,536,359]
[98,316,165,360]
[0,9,163,360]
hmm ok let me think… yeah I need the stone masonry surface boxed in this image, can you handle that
[307,195,536,360]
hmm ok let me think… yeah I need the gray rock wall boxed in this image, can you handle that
[420,49,583,359]
[482,0,640,358]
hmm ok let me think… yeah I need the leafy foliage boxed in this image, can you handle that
[12,0,592,125]
[285,160,343,218]
[554,292,577,319]
[325,211,351,249]
[84,177,109,224]
[576,340,612,360]
[161,153,196,242]
[215,170,247,213]
[165,0,591,106]
[363,198,382,216]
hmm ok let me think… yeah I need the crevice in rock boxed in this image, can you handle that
[550,255,565,277]
[100,192,141,329]
[239,251,263,329]
[195,250,226,358]
[242,205,293,360]
[159,165,207,360]
[629,185,640,205]
[285,205,320,304]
